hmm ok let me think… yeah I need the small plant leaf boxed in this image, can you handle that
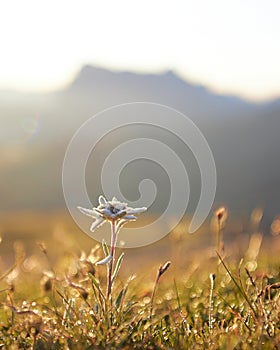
[112,252,125,283]
[96,254,112,265]
[102,239,110,256]
[115,288,125,308]
[88,273,106,301]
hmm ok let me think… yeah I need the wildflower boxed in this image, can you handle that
[78,195,147,299]
[78,195,147,233]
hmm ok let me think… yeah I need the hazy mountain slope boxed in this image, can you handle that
[0,65,279,225]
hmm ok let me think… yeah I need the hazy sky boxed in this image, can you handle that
[0,0,279,101]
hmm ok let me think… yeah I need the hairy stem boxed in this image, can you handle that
[107,220,117,300]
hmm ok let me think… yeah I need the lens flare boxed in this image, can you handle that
[21,116,40,140]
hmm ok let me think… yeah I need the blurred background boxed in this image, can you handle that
[0,1,280,265]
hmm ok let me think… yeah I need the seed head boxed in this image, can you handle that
[215,207,227,222]
[158,261,171,280]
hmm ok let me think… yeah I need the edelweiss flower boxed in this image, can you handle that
[78,195,147,232]
[78,196,147,267]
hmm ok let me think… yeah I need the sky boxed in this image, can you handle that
[0,0,279,101]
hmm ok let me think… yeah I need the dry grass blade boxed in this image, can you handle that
[150,261,171,320]
[0,264,18,282]
[216,251,258,319]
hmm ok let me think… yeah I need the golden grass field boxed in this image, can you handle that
[0,209,280,349]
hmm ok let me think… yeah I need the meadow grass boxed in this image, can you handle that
[0,211,279,349]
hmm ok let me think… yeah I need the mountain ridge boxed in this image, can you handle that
[68,65,259,108]
[0,64,279,224]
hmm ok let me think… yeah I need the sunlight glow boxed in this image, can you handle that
[0,0,279,101]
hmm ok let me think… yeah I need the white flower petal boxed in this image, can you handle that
[96,254,113,265]
[80,195,147,232]
[113,204,124,211]
[116,219,128,233]
[110,197,127,207]
[94,208,104,215]
[123,214,137,220]
[90,217,105,232]
[126,207,147,214]
[78,206,100,218]
[98,195,107,206]
[117,209,127,216]
[99,208,112,217]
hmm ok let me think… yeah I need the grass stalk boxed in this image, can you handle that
[150,261,171,321]
[209,273,215,336]
[217,252,258,319]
